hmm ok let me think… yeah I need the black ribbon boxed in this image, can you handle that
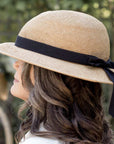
[15,36,114,117]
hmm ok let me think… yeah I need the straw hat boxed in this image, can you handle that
[0,10,113,84]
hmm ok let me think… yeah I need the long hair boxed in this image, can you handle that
[15,62,113,144]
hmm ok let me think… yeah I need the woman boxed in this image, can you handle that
[0,10,114,144]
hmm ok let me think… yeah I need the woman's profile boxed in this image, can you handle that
[0,10,114,144]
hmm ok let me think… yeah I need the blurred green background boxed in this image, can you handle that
[0,0,114,144]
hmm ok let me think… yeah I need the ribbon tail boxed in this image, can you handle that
[103,68,114,117]
[109,85,114,117]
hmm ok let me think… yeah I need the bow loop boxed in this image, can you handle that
[88,57,114,69]
[106,58,114,68]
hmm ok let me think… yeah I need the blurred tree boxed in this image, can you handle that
[0,107,13,144]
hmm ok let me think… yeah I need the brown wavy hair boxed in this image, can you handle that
[15,62,113,144]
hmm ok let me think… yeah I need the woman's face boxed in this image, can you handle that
[10,59,34,100]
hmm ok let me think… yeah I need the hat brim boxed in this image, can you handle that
[0,42,113,84]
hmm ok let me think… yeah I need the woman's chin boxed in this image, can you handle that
[10,85,20,98]
[10,84,29,100]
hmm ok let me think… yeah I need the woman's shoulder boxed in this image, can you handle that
[19,131,64,144]
[19,123,64,144]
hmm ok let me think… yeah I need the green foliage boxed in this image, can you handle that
[16,1,26,12]
[0,0,114,143]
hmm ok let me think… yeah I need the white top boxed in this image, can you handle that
[19,123,64,144]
